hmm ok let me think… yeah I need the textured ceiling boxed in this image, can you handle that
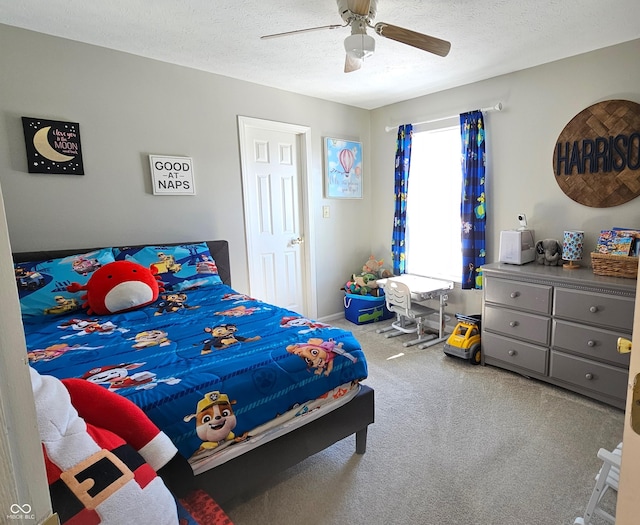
[1,0,640,110]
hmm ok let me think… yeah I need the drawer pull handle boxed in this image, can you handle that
[589,306,598,313]
[585,373,594,380]
[510,292,520,298]
[508,349,516,356]
[509,321,519,327]
[587,340,596,347]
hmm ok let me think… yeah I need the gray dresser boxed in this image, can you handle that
[481,262,636,409]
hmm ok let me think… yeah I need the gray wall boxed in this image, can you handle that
[370,38,640,314]
[2,24,640,319]
[0,24,371,319]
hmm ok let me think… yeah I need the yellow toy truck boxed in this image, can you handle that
[443,313,482,365]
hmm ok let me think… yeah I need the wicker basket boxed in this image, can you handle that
[591,252,639,279]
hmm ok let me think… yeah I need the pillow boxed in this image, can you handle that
[15,248,116,318]
[114,242,222,291]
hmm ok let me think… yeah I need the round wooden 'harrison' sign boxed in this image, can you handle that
[553,99,640,207]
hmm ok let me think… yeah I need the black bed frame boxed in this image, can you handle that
[13,240,375,504]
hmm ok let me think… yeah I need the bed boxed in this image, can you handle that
[14,240,374,504]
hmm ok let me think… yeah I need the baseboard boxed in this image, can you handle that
[319,312,344,323]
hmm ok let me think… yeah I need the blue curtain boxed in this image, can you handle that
[391,124,412,275]
[460,111,486,289]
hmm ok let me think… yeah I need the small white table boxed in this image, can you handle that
[376,274,453,348]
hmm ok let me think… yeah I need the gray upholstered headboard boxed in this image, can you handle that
[12,240,231,286]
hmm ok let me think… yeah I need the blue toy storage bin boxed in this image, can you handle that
[343,292,393,325]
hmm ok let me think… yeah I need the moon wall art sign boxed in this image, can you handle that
[21,117,84,175]
[552,100,640,207]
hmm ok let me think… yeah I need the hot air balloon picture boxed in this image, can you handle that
[22,117,84,175]
[324,137,363,199]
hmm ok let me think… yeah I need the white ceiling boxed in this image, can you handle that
[2,0,640,110]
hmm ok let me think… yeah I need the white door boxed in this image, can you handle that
[616,267,640,522]
[238,117,314,316]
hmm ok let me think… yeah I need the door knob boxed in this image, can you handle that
[618,337,632,354]
[291,237,304,246]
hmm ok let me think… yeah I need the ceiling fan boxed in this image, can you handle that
[260,0,451,73]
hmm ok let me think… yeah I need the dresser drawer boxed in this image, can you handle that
[554,288,634,331]
[484,305,550,345]
[549,350,628,401]
[482,332,548,375]
[484,277,552,314]
[552,320,631,367]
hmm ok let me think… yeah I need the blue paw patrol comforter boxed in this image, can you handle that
[24,283,368,462]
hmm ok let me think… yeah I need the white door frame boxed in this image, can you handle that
[237,116,317,319]
[616,264,640,522]
[0,182,53,523]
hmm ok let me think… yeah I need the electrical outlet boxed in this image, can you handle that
[322,205,330,218]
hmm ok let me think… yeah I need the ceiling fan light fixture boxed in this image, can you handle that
[344,33,375,59]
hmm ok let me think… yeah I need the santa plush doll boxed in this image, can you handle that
[30,367,192,525]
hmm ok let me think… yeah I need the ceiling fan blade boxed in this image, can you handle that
[347,0,372,17]
[344,53,363,73]
[261,24,343,40]
[374,22,451,57]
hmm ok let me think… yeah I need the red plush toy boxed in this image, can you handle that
[67,260,164,315]
[30,366,195,525]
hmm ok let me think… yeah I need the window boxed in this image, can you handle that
[405,126,461,282]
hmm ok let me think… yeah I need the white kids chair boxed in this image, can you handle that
[382,279,436,347]
[574,442,622,525]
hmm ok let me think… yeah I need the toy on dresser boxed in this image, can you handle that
[535,239,562,266]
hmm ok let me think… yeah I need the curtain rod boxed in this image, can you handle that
[384,102,503,133]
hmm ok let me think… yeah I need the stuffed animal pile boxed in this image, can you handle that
[344,255,393,296]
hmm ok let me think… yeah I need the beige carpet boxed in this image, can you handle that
[224,317,624,525]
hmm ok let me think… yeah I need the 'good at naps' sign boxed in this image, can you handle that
[149,155,196,195]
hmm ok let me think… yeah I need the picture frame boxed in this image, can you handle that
[324,137,363,199]
[149,155,196,195]
[21,117,84,175]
